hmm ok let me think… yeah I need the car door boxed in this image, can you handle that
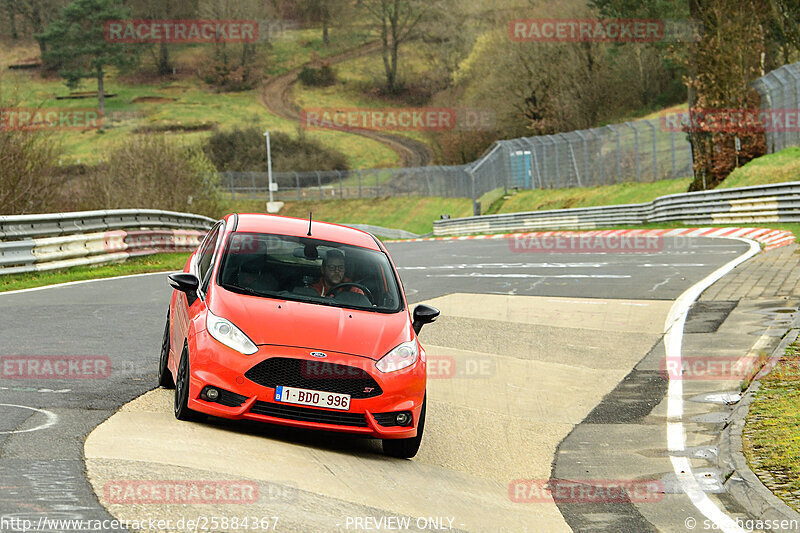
[171,222,223,362]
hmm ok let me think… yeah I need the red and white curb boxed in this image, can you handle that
[392,227,796,252]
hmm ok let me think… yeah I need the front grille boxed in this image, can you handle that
[250,401,368,427]
[244,357,383,399]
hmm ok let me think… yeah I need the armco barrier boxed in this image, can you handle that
[433,181,800,236]
[0,209,215,275]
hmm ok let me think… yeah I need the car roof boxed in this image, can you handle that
[227,213,382,251]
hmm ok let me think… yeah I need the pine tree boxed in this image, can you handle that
[37,0,137,116]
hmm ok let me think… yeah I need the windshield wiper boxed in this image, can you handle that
[221,283,273,298]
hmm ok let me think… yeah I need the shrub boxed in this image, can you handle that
[78,135,221,218]
[198,44,265,92]
[0,129,65,215]
[298,64,337,87]
[199,62,262,92]
[203,126,349,173]
[430,128,500,165]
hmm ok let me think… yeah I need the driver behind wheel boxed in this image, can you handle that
[309,249,364,297]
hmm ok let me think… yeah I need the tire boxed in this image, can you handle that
[174,345,206,422]
[158,311,175,389]
[382,395,426,459]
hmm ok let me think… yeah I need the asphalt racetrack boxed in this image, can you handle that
[0,236,761,532]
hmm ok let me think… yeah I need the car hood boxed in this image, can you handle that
[208,290,412,360]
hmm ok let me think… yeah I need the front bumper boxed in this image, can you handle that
[186,332,426,439]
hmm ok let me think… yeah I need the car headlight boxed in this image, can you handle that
[375,341,418,373]
[206,310,258,355]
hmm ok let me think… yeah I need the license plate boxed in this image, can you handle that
[274,386,351,411]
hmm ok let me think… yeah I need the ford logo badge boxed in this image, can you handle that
[310,352,327,358]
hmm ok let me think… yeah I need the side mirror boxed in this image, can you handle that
[413,304,440,335]
[168,273,200,306]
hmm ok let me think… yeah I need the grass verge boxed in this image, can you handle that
[493,178,693,214]
[225,196,473,236]
[0,253,190,293]
[718,147,800,189]
[743,340,800,513]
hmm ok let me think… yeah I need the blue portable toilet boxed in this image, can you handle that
[510,150,532,189]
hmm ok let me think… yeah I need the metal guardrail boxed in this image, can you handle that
[344,224,419,240]
[0,209,214,240]
[0,209,215,275]
[432,182,800,236]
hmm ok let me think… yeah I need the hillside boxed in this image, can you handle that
[1,0,690,173]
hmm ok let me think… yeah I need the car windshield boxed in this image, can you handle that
[217,232,403,313]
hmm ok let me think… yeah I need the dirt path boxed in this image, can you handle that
[260,41,433,168]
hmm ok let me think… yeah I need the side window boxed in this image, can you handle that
[196,224,221,290]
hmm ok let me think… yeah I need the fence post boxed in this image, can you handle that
[778,70,791,153]
[588,129,603,184]
[541,136,555,189]
[530,138,543,189]
[294,172,301,201]
[561,132,580,187]
[424,167,432,196]
[550,135,562,187]
[757,76,777,153]
[784,66,800,149]
[607,125,621,183]
[316,171,323,199]
[625,122,641,181]
[645,119,657,181]
[776,71,789,152]
[468,168,479,215]
[357,170,362,198]
[337,170,343,198]
[670,129,676,177]
[575,130,590,185]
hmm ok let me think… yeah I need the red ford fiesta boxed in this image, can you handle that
[159,213,439,458]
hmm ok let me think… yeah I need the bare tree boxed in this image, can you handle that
[196,0,276,90]
[360,0,427,93]
[126,0,200,76]
[417,0,479,87]
[765,0,800,67]
[684,0,770,189]
[3,0,19,40]
[8,0,68,55]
